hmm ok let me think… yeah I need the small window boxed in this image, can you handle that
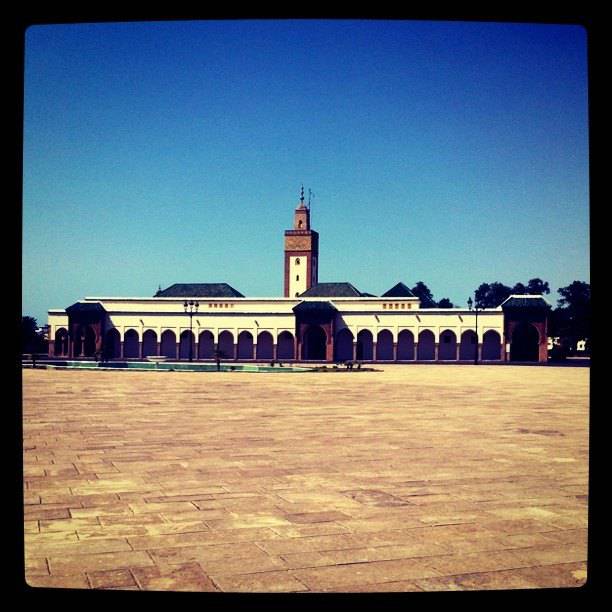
[296,258,300,265]
[298,220,303,228]
[296,275,300,281]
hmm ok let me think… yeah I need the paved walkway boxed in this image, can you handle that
[22,365,589,591]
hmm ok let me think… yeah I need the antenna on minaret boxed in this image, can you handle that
[300,184,304,204]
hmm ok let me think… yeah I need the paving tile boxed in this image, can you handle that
[26,573,90,589]
[132,562,218,592]
[88,569,138,589]
[48,550,155,574]
[210,570,309,592]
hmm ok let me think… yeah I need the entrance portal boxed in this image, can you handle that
[510,322,539,361]
[301,325,327,360]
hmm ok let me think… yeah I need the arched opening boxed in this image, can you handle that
[218,331,235,359]
[510,323,539,362]
[482,330,502,360]
[334,328,354,361]
[198,331,214,359]
[459,330,477,361]
[237,331,254,360]
[54,328,69,357]
[124,329,140,359]
[256,331,274,360]
[160,330,177,359]
[74,325,96,357]
[104,328,121,359]
[417,330,435,360]
[438,329,457,360]
[301,325,327,360]
[397,330,415,360]
[356,329,373,360]
[277,331,295,360]
[142,330,158,357]
[179,330,195,360]
[376,329,394,360]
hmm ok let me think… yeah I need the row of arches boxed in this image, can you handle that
[53,328,297,360]
[333,328,502,361]
[53,324,539,361]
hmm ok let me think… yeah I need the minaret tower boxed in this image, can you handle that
[284,186,319,297]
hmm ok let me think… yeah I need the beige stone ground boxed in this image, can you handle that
[22,364,589,592]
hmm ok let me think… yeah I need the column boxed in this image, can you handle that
[372,342,377,361]
[272,343,277,360]
[156,341,161,357]
[352,342,357,361]
[120,341,125,359]
[434,343,439,361]
[455,343,461,361]
[413,343,418,361]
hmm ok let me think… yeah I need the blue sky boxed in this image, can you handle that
[23,19,589,323]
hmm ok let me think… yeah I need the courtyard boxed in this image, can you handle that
[22,364,589,592]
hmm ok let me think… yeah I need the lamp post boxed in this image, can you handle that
[467,294,479,365]
[183,300,199,361]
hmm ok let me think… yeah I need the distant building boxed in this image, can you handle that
[48,191,549,363]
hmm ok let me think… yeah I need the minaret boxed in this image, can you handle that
[284,186,319,297]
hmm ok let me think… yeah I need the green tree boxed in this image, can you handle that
[474,282,513,308]
[555,281,590,353]
[21,316,39,353]
[437,297,454,308]
[526,278,550,295]
[410,281,437,308]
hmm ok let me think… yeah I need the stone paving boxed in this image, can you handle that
[22,364,589,592]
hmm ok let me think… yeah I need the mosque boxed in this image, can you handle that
[47,190,549,364]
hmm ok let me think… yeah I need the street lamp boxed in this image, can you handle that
[183,300,199,361]
[467,295,479,365]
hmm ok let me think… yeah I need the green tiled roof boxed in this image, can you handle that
[293,301,338,315]
[154,283,245,298]
[501,295,550,309]
[299,282,363,297]
[381,282,416,298]
[65,302,106,314]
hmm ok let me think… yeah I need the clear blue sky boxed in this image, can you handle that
[23,19,589,323]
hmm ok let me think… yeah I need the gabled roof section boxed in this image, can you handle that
[381,282,416,298]
[65,302,106,314]
[500,295,550,309]
[154,283,245,298]
[299,282,363,297]
[292,301,338,315]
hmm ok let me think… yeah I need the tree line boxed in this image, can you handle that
[409,278,590,356]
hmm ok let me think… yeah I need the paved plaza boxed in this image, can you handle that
[22,364,589,592]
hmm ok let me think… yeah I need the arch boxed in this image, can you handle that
[417,330,435,360]
[356,329,373,361]
[376,329,394,360]
[302,325,327,360]
[104,328,121,360]
[237,331,254,360]
[74,325,96,357]
[124,329,140,359]
[459,330,477,361]
[334,328,354,361]
[482,330,502,360]
[160,330,177,359]
[218,330,235,359]
[54,328,69,357]
[198,330,214,359]
[438,329,457,361]
[256,331,274,360]
[142,330,158,357]
[277,331,295,360]
[397,329,415,360]
[179,330,195,360]
[510,323,539,362]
